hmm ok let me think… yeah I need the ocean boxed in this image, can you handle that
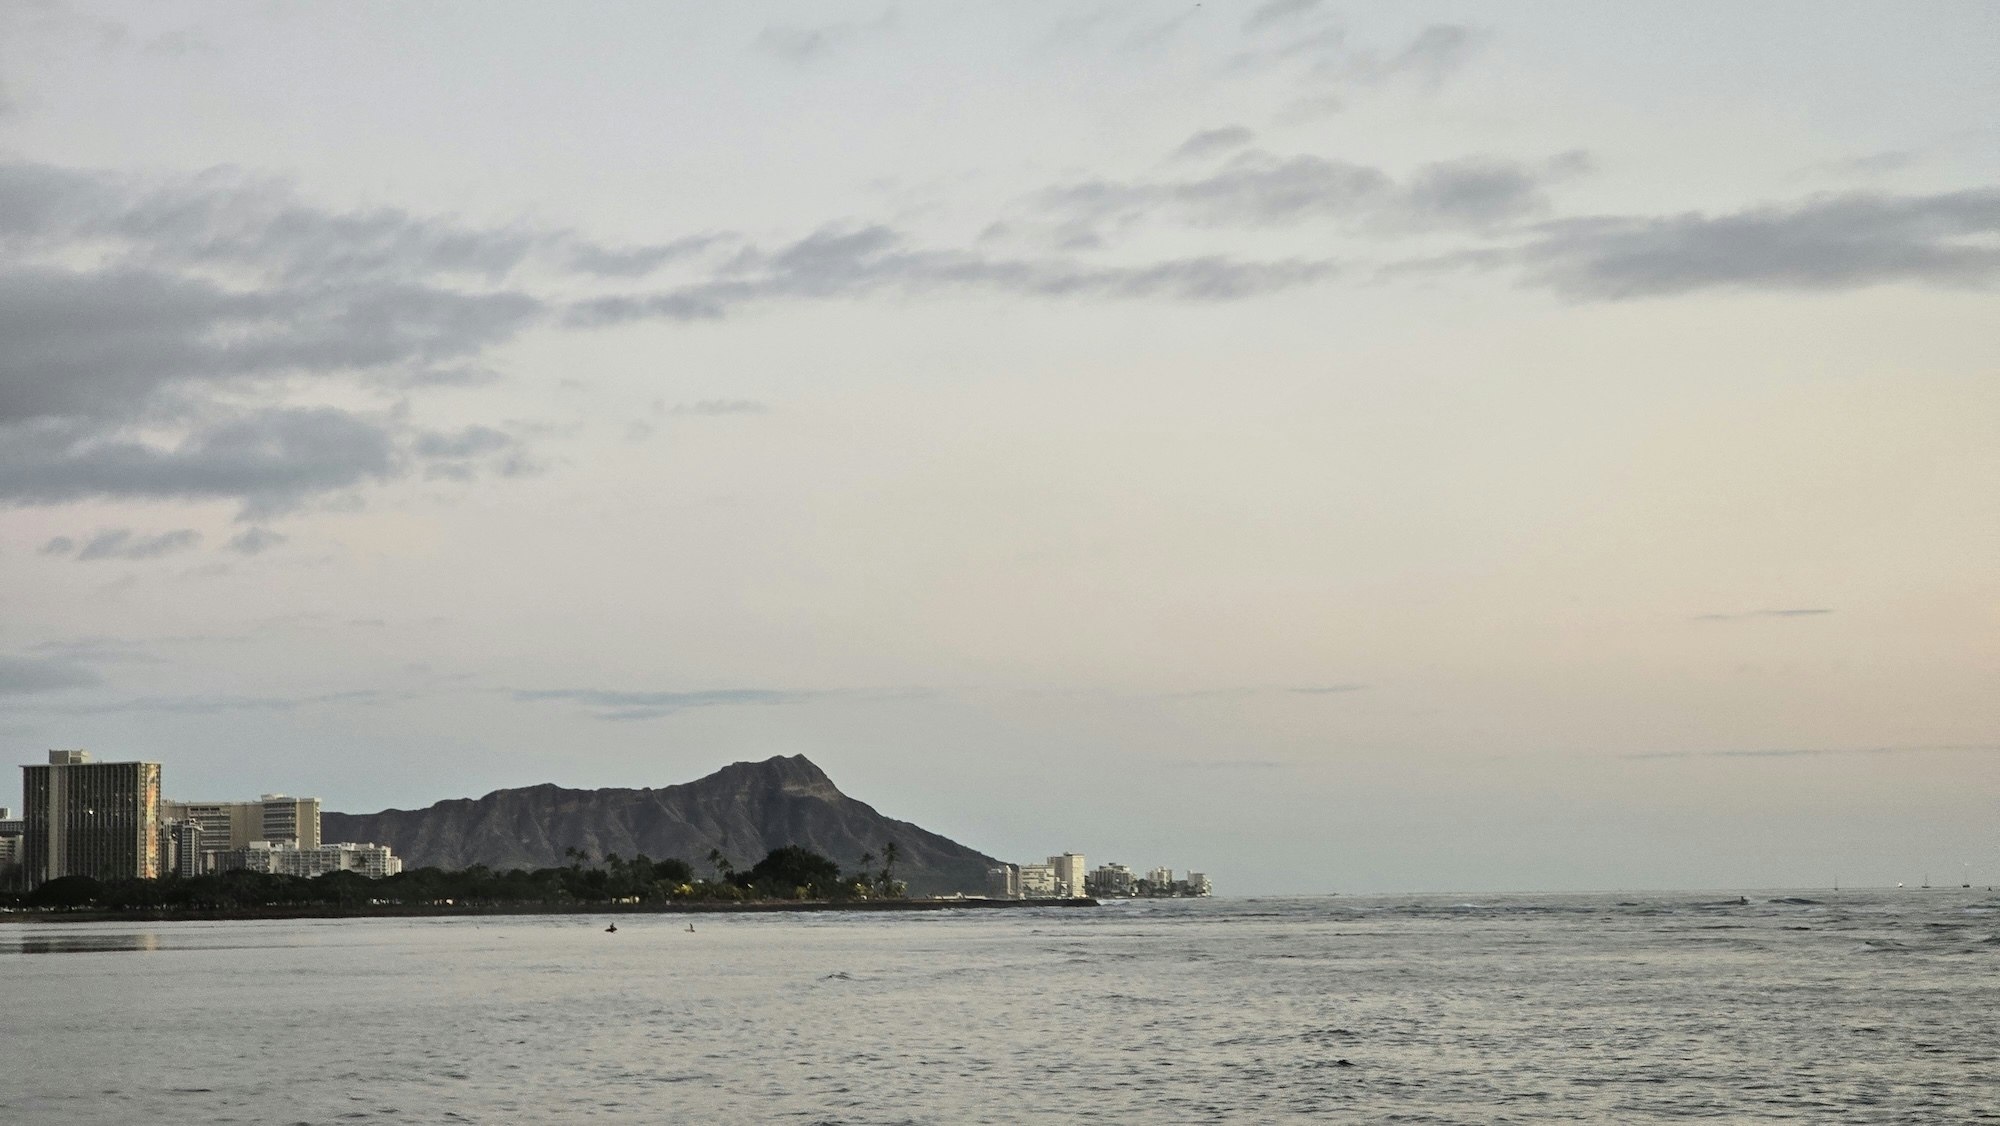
[3,890,1996,1123]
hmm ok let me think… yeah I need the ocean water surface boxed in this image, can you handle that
[4,890,1998,1123]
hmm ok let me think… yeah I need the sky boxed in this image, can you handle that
[1,1,1996,894]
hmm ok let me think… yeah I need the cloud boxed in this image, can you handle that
[27,637,167,666]
[1231,21,1485,101]
[512,686,814,721]
[670,399,771,416]
[1799,150,1920,181]
[0,407,401,518]
[0,264,540,426]
[225,526,288,555]
[48,527,205,561]
[1289,683,1369,695]
[1172,125,1258,162]
[1691,608,1833,622]
[28,687,411,715]
[1626,744,1999,761]
[1243,0,1320,33]
[754,10,896,62]
[1521,189,2000,299]
[0,158,700,515]
[1022,149,1582,247]
[0,655,103,695]
[567,224,1340,325]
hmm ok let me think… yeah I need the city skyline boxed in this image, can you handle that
[2,3,1996,893]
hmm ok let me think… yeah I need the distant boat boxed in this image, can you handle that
[605,923,618,933]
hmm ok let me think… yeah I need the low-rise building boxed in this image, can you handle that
[1018,862,1058,898]
[211,840,401,879]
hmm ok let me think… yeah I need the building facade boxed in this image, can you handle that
[161,794,321,854]
[986,863,1021,899]
[1049,852,1087,898]
[212,840,401,879]
[1018,862,1058,898]
[20,750,163,886]
[161,820,205,879]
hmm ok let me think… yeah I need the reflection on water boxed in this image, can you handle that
[5,931,162,955]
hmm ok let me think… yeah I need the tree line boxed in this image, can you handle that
[0,842,907,912]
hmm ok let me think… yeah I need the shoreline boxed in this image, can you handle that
[3,896,1100,925]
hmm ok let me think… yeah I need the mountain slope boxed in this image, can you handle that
[321,755,998,896]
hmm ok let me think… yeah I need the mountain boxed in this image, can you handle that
[320,755,999,896]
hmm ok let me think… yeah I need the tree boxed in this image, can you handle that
[739,846,841,899]
[879,840,901,893]
[26,874,104,909]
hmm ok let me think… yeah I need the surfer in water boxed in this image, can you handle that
[605,923,617,933]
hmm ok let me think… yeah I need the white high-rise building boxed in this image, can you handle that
[1049,853,1086,898]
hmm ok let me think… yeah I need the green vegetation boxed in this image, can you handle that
[0,844,910,914]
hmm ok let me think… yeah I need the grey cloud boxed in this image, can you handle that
[1243,0,1320,33]
[225,526,287,555]
[0,158,706,514]
[1692,608,1833,622]
[1027,150,1574,245]
[0,655,103,695]
[1233,22,1484,94]
[0,264,541,425]
[28,687,412,715]
[1626,743,1999,762]
[67,527,203,561]
[1289,683,1368,695]
[564,233,732,277]
[28,637,167,665]
[1336,24,1484,90]
[40,536,75,556]
[754,10,896,62]
[413,424,515,460]
[671,400,771,416]
[1802,150,1920,181]
[512,686,813,721]
[1173,125,1258,162]
[0,407,399,517]
[568,224,1340,325]
[1522,189,2000,299]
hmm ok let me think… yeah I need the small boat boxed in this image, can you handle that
[605,923,618,933]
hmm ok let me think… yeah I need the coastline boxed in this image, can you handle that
[4,896,1100,925]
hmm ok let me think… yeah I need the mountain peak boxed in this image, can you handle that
[703,754,841,799]
[322,754,998,895]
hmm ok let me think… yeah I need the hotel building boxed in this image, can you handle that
[20,750,163,886]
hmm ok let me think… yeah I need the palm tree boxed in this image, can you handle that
[880,840,901,893]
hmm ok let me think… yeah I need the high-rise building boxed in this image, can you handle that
[1049,852,1086,898]
[21,750,163,887]
[161,794,321,854]
[986,863,1021,899]
[161,820,205,878]
[1086,862,1135,897]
